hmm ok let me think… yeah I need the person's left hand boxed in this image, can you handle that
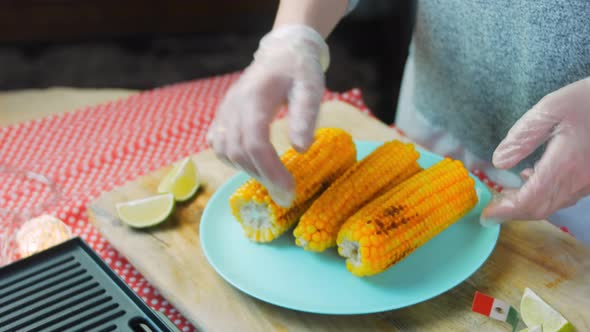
[481,77,590,225]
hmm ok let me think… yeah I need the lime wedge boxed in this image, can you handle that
[115,193,175,228]
[520,288,574,332]
[157,157,200,202]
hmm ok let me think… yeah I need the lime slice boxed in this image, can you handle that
[115,193,175,228]
[157,157,200,202]
[520,288,574,332]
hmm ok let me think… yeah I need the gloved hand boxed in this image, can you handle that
[482,78,590,225]
[206,25,329,207]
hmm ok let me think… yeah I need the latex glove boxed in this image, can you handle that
[206,25,329,207]
[482,78,590,225]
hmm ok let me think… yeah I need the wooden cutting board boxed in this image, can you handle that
[88,101,590,332]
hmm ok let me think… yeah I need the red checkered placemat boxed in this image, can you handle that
[0,72,378,331]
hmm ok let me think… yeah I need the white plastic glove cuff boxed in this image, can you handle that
[255,24,330,72]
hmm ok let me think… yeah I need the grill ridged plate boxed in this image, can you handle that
[0,237,178,332]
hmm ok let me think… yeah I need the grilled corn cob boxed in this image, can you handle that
[337,159,478,277]
[229,128,356,242]
[293,140,420,252]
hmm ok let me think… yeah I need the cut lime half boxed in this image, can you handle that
[157,157,200,202]
[520,288,574,332]
[115,193,175,228]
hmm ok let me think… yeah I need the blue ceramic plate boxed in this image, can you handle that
[200,140,500,314]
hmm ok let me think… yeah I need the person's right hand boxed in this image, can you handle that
[206,25,329,207]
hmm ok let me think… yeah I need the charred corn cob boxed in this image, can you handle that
[293,140,421,252]
[337,159,478,277]
[229,128,356,242]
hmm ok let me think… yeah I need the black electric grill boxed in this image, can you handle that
[0,237,179,332]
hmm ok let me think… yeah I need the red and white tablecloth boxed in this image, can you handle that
[1,71,527,330]
[0,72,392,331]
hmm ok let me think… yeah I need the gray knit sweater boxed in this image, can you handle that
[397,0,590,172]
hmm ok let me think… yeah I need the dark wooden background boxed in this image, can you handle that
[0,0,414,123]
[0,1,279,42]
